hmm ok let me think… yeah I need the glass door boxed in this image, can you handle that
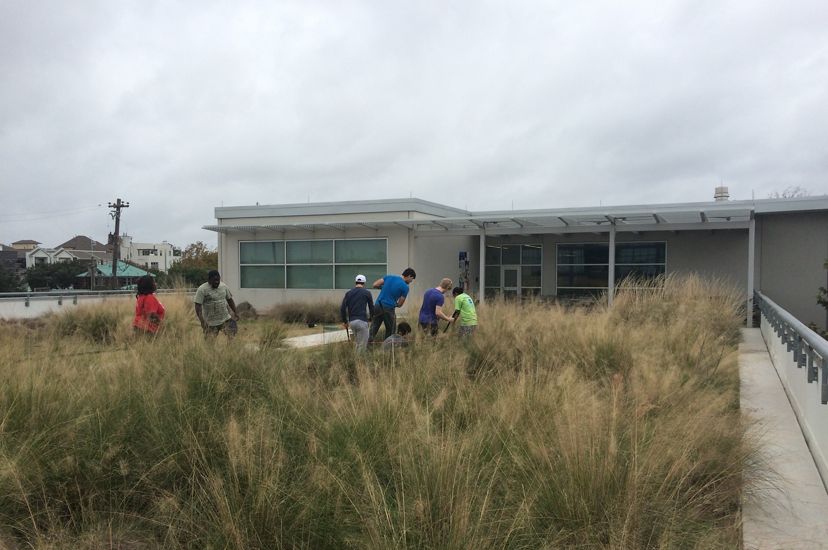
[502,266,520,299]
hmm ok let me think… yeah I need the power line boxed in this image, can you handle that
[0,205,103,224]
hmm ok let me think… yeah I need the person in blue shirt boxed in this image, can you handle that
[369,267,416,343]
[418,278,454,336]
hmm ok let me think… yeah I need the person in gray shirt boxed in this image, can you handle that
[194,270,239,337]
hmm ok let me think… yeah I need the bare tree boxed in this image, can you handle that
[768,186,811,199]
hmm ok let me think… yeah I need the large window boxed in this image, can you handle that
[556,242,666,298]
[239,239,387,289]
[484,243,542,299]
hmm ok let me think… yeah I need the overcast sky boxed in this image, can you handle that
[1,0,827,248]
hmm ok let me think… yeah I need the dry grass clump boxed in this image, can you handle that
[0,276,755,548]
[266,300,340,326]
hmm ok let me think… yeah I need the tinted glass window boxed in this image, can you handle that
[335,240,386,263]
[521,244,542,265]
[615,243,665,264]
[286,265,333,289]
[556,265,609,288]
[557,244,608,265]
[240,241,284,264]
[334,265,386,289]
[502,245,521,264]
[286,241,333,264]
[485,245,501,265]
[241,266,285,288]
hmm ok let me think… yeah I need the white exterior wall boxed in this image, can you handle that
[26,248,53,268]
[121,238,180,272]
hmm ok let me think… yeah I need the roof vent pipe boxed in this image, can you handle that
[714,186,730,201]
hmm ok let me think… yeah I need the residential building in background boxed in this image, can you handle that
[75,261,153,289]
[205,192,828,330]
[11,239,40,251]
[119,235,181,272]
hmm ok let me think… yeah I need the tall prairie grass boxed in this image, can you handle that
[0,276,755,548]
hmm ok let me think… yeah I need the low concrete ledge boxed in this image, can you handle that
[740,328,828,549]
[283,329,349,349]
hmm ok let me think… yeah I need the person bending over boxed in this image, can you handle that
[382,321,412,350]
[451,287,478,337]
[133,275,165,335]
[418,278,454,336]
[369,267,416,342]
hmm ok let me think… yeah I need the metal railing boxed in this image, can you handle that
[0,288,194,306]
[755,290,828,404]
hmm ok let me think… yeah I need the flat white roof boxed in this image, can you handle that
[205,196,828,235]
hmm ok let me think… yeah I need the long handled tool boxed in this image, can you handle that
[442,311,460,333]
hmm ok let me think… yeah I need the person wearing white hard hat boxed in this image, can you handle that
[340,274,375,351]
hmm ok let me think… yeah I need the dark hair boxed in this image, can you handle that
[397,321,412,335]
[136,275,156,296]
[207,270,220,279]
[452,287,463,297]
[402,268,416,279]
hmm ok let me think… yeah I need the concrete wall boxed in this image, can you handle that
[0,294,133,320]
[412,234,479,294]
[760,315,828,486]
[758,212,828,329]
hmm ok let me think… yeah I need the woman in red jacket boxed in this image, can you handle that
[133,275,165,335]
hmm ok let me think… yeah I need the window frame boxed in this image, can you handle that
[238,238,388,290]
[555,241,667,296]
[484,243,543,296]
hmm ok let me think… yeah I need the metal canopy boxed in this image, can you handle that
[203,203,753,235]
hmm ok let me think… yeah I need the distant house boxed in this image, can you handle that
[24,236,112,269]
[11,239,40,251]
[57,235,108,252]
[119,235,181,272]
[75,261,153,290]
[25,247,55,268]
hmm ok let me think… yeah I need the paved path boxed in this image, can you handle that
[283,327,349,348]
[740,328,828,549]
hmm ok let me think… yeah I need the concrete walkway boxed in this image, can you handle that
[283,328,349,349]
[740,328,828,549]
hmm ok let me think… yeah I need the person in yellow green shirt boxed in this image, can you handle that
[451,287,477,337]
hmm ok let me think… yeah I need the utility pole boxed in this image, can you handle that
[108,198,129,289]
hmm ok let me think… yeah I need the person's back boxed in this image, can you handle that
[341,274,375,351]
[451,287,478,336]
[418,278,453,336]
[370,268,416,342]
[342,286,374,322]
[376,274,408,309]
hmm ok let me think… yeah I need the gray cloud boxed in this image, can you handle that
[1,0,827,247]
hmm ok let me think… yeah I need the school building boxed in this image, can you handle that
[204,192,828,329]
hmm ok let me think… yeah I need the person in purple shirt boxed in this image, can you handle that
[369,267,416,343]
[418,278,454,336]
